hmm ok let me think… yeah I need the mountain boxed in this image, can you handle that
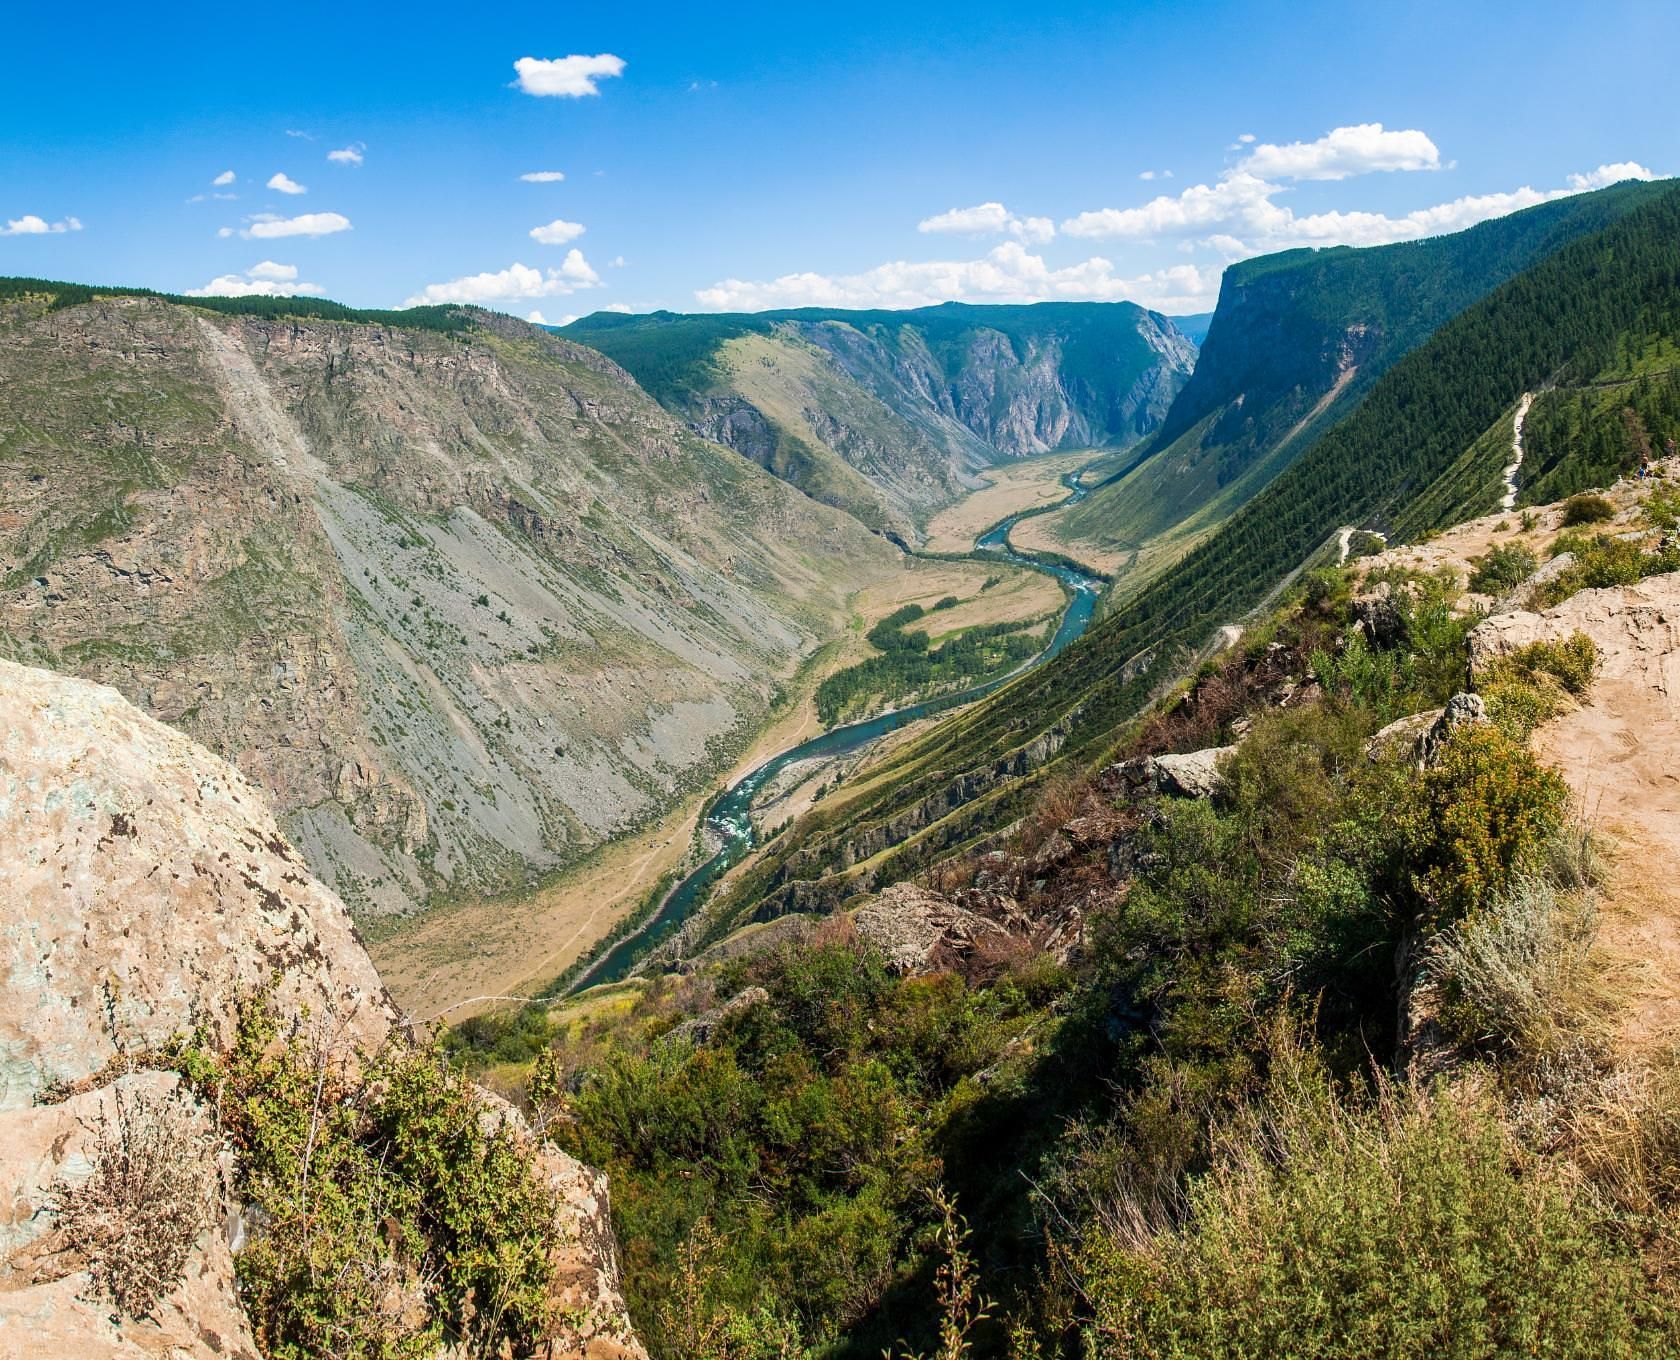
[1041,179,1674,588]
[697,177,1680,937]
[560,301,1198,539]
[0,283,897,920]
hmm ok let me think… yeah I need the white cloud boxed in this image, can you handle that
[243,211,352,239]
[217,227,233,238]
[267,171,307,195]
[1061,145,1662,256]
[521,170,566,183]
[1236,133,1256,144]
[918,201,1055,244]
[2,214,82,236]
[608,255,627,267]
[1238,123,1441,181]
[695,240,1220,313]
[1062,173,1282,240]
[529,218,586,245]
[213,169,236,186]
[186,262,324,297]
[402,252,602,307]
[527,310,548,324]
[513,53,625,98]
[1567,160,1656,190]
[603,302,633,313]
[285,129,314,140]
[327,144,365,166]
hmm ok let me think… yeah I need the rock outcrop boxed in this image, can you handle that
[1101,745,1236,801]
[0,660,644,1358]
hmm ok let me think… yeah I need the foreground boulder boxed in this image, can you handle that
[0,660,643,1359]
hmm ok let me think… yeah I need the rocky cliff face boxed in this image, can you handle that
[563,303,1199,538]
[0,658,644,1358]
[0,295,895,918]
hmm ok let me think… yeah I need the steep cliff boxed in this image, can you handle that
[561,302,1198,538]
[0,289,896,918]
[1049,178,1674,585]
[0,658,644,1358]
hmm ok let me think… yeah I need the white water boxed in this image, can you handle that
[1501,392,1534,511]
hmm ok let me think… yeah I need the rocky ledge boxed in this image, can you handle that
[0,659,644,1359]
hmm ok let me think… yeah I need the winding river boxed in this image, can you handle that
[567,463,1105,993]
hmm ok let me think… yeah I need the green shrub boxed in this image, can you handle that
[179,1000,560,1360]
[1398,724,1569,929]
[1072,1048,1672,1359]
[1467,543,1537,594]
[1561,492,1617,526]
[1645,483,1680,531]
[1532,534,1680,605]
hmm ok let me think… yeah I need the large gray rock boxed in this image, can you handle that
[1101,745,1235,801]
[851,883,1012,974]
[0,660,645,1359]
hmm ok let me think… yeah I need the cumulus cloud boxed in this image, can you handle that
[529,218,586,245]
[186,262,324,298]
[1238,123,1441,180]
[521,170,566,183]
[1061,146,1663,256]
[213,169,236,186]
[917,201,1055,244]
[1139,169,1174,181]
[695,241,1219,314]
[608,255,627,267]
[1568,160,1656,190]
[2,214,82,236]
[267,172,307,195]
[603,302,633,313]
[514,54,625,98]
[402,252,602,307]
[527,310,548,324]
[327,144,365,166]
[242,211,352,239]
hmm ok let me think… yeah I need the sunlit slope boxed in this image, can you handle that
[705,179,1680,936]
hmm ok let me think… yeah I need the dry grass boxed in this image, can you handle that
[50,1081,217,1319]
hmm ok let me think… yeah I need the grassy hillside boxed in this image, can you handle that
[702,178,1680,932]
[1047,179,1673,584]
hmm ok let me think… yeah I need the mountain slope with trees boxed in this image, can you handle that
[700,177,1680,933]
[1044,178,1673,590]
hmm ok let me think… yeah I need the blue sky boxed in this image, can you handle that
[2,0,1676,318]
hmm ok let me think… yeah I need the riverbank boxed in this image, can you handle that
[371,544,1057,1020]
[565,456,1110,993]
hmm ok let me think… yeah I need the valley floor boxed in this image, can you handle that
[373,518,1062,1021]
[920,448,1096,555]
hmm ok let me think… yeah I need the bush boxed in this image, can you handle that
[1532,534,1680,606]
[1468,543,1537,595]
[50,1081,217,1319]
[1425,873,1598,1056]
[1398,724,1569,929]
[1071,1047,1673,1359]
[181,1000,561,1360]
[1562,493,1616,526]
